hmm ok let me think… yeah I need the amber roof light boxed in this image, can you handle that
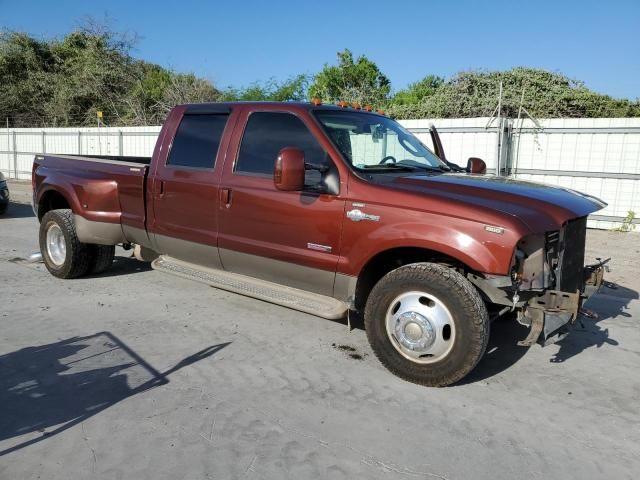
[311,98,322,106]
[337,100,349,108]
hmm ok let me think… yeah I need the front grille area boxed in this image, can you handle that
[556,216,587,293]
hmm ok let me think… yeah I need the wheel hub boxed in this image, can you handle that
[394,311,435,352]
[46,223,66,266]
[385,291,456,364]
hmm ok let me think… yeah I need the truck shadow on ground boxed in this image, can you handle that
[84,254,153,278]
[0,332,229,456]
[1,202,34,219]
[459,282,636,384]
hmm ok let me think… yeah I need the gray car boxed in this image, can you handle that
[0,172,9,214]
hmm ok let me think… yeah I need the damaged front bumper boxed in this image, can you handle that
[517,258,609,346]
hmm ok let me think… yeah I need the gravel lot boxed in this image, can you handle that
[1,180,639,480]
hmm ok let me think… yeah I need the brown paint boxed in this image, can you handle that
[32,102,606,286]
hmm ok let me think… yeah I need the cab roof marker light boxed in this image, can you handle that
[310,98,322,106]
[337,100,349,108]
[363,105,373,112]
[352,102,361,110]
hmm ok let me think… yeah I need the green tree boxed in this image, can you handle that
[392,75,444,106]
[386,67,640,119]
[0,31,56,126]
[309,49,391,106]
[220,74,309,102]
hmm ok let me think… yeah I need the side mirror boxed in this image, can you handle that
[274,147,305,191]
[466,157,487,174]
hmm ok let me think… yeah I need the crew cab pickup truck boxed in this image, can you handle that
[32,101,608,386]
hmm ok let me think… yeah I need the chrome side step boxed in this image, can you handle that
[152,256,348,320]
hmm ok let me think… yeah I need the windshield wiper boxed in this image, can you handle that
[361,164,419,172]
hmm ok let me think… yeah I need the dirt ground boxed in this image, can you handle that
[1,180,639,479]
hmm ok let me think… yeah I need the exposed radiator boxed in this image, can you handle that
[556,216,587,293]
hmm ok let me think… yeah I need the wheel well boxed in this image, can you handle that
[38,190,70,221]
[354,247,468,311]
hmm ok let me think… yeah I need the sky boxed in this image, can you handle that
[2,0,639,99]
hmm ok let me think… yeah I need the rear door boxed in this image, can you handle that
[217,107,346,296]
[148,105,235,268]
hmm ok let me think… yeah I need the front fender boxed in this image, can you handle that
[337,206,522,276]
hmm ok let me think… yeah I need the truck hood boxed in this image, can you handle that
[387,173,606,232]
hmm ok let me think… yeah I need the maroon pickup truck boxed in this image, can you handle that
[32,101,607,386]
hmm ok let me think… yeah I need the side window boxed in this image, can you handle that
[235,112,330,186]
[167,114,229,168]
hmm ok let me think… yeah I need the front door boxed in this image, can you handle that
[149,108,233,268]
[218,109,346,296]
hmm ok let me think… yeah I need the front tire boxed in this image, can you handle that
[39,209,92,279]
[364,263,489,387]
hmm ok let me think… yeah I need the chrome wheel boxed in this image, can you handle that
[46,223,66,266]
[385,290,456,364]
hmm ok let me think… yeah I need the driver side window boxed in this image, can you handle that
[235,112,333,191]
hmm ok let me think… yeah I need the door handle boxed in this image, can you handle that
[220,188,232,207]
[153,179,165,196]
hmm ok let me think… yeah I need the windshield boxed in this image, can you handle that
[314,110,447,172]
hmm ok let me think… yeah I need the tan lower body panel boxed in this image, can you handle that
[152,256,349,320]
[74,215,126,245]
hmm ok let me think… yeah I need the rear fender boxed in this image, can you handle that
[35,166,121,224]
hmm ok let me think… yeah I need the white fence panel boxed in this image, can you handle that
[401,117,499,170]
[1,119,638,230]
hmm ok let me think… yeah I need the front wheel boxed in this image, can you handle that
[364,263,489,387]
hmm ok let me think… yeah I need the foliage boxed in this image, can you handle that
[1,24,639,126]
[220,74,309,102]
[0,24,220,127]
[385,68,640,119]
[309,49,391,106]
[391,75,444,106]
[614,211,636,232]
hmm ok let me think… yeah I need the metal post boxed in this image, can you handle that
[119,130,123,156]
[495,82,503,176]
[42,130,46,154]
[77,131,82,155]
[5,118,9,177]
[12,130,18,179]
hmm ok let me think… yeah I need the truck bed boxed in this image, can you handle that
[39,154,151,166]
[33,153,149,233]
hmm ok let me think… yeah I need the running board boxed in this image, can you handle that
[152,256,348,320]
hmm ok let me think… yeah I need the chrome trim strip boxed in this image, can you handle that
[307,242,332,253]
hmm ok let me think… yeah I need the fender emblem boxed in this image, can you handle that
[484,225,504,234]
[347,209,380,222]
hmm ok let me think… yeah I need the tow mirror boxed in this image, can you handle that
[274,147,305,191]
[466,157,487,174]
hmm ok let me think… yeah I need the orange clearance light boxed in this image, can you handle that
[363,105,372,112]
[311,98,322,106]
[352,102,361,110]
[377,109,385,115]
[337,100,349,108]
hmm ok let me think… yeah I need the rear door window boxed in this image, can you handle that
[167,114,229,169]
